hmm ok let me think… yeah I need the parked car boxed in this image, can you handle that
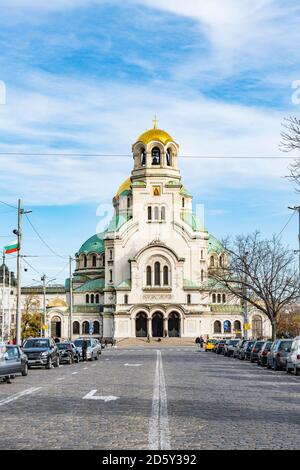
[267,339,293,371]
[74,338,100,361]
[233,339,247,359]
[239,340,255,360]
[0,344,28,382]
[215,340,226,354]
[250,341,265,363]
[223,339,240,357]
[22,337,59,369]
[257,341,273,367]
[286,336,300,375]
[93,338,102,355]
[205,339,218,352]
[57,342,80,364]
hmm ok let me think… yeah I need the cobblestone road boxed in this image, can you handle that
[1,347,300,449]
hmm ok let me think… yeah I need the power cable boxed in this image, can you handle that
[24,214,67,259]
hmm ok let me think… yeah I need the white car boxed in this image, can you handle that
[286,336,300,375]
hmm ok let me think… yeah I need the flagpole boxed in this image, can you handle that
[8,269,11,342]
[16,199,22,346]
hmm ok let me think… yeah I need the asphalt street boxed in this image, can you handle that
[0,347,300,450]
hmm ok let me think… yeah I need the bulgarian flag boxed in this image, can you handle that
[4,240,19,254]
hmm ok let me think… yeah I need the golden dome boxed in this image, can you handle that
[137,128,174,145]
[47,297,68,308]
[115,177,131,197]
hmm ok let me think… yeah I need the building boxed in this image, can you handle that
[0,261,17,341]
[61,123,272,341]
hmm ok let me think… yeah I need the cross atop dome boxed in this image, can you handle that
[152,115,158,129]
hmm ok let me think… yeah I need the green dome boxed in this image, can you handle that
[77,233,105,255]
[208,234,224,254]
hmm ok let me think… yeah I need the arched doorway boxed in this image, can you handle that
[136,312,147,337]
[152,312,163,337]
[51,316,61,338]
[252,315,263,338]
[168,312,180,337]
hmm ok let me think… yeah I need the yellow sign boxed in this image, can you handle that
[42,324,48,330]
[244,323,251,331]
[153,186,161,196]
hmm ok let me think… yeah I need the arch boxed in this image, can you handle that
[141,148,146,166]
[148,206,152,221]
[163,265,169,285]
[161,206,166,220]
[136,312,148,337]
[91,293,95,304]
[210,255,215,267]
[154,206,159,220]
[151,147,161,165]
[201,269,204,282]
[92,255,97,267]
[222,294,226,303]
[154,261,161,285]
[166,148,172,166]
[187,294,191,304]
[252,314,263,338]
[82,321,89,335]
[219,253,226,267]
[95,294,100,304]
[50,315,61,338]
[83,254,87,268]
[214,320,222,334]
[212,293,216,303]
[234,320,242,336]
[168,312,180,337]
[217,293,221,303]
[124,294,128,304]
[73,321,80,335]
[152,312,163,337]
[93,321,100,334]
[223,320,231,333]
[86,294,89,304]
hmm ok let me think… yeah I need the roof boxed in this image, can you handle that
[137,127,175,146]
[74,279,105,292]
[115,177,132,197]
[47,297,68,308]
[208,234,224,254]
[180,211,206,232]
[106,213,132,232]
[78,233,105,255]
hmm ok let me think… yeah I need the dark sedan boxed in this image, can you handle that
[239,340,255,360]
[0,344,28,383]
[267,339,293,371]
[22,338,59,369]
[257,341,273,366]
[250,341,265,363]
[215,340,226,354]
[57,342,80,364]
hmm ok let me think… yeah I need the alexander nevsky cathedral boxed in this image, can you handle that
[31,122,271,341]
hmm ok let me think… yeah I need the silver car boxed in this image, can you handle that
[74,338,100,361]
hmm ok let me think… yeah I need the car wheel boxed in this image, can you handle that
[273,360,278,371]
[295,367,300,376]
[46,357,52,369]
[22,363,28,376]
[286,365,291,374]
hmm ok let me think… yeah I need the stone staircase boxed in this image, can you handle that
[115,337,195,348]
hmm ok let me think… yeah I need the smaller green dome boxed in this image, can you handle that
[208,234,224,255]
[78,233,105,255]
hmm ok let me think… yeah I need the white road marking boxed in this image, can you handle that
[82,390,119,401]
[105,359,109,361]
[148,350,171,450]
[124,363,142,367]
[56,377,64,381]
[83,367,88,370]
[71,372,78,375]
[0,387,41,407]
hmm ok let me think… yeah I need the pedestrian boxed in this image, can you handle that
[82,338,88,361]
[195,336,201,351]
[147,333,150,343]
[199,335,204,350]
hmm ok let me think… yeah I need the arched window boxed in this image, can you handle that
[93,321,100,334]
[217,293,221,303]
[161,206,166,220]
[210,256,215,267]
[154,262,161,286]
[124,294,128,304]
[146,266,152,286]
[182,197,185,208]
[86,294,89,304]
[91,293,95,304]
[166,148,171,166]
[154,207,159,220]
[92,255,97,267]
[234,320,241,332]
[187,294,191,304]
[214,320,221,334]
[219,254,225,267]
[152,147,160,165]
[109,250,113,260]
[212,293,216,303]
[163,266,169,285]
[127,197,131,209]
[73,321,80,335]
[252,315,263,338]
[148,206,152,221]
[95,294,99,304]
[83,255,87,268]
[224,320,231,333]
[141,149,146,166]
[201,269,204,282]
[201,250,204,259]
[222,294,226,303]
[109,270,113,283]
[82,321,89,334]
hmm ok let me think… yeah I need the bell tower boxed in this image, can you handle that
[131,117,180,183]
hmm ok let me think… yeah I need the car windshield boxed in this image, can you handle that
[23,339,50,348]
[74,339,91,347]
[58,343,71,350]
[279,341,292,351]
[229,340,239,345]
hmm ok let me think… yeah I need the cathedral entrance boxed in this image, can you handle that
[152,312,163,337]
[51,316,61,338]
[168,312,180,337]
[136,313,147,337]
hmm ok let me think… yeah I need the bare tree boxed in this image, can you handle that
[209,232,299,340]
[280,116,300,191]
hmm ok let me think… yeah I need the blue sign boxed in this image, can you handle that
[224,321,231,333]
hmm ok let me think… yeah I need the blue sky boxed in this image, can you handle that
[0,0,299,284]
